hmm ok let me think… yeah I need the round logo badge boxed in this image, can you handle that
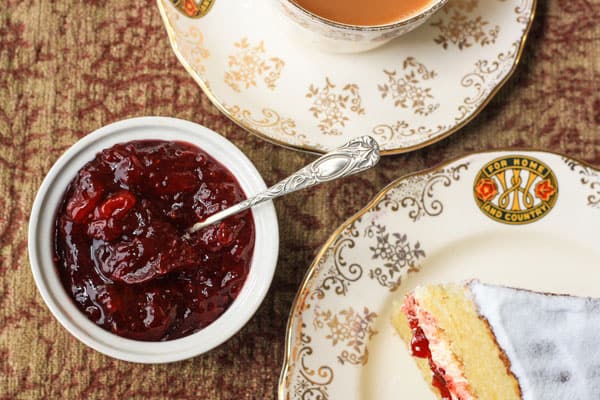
[474,155,558,224]
[172,0,215,18]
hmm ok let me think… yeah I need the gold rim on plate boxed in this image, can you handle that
[276,147,595,399]
[157,0,538,156]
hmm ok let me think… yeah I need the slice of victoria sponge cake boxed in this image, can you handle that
[392,280,600,399]
[392,281,521,399]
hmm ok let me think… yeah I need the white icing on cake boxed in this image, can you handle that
[469,281,600,400]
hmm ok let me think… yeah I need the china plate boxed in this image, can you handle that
[278,150,600,399]
[158,0,535,155]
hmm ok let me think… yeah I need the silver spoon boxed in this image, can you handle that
[187,135,380,235]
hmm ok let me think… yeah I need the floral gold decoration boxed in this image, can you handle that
[366,223,425,291]
[378,57,439,116]
[313,307,378,365]
[225,38,285,92]
[306,78,365,136]
[431,11,500,50]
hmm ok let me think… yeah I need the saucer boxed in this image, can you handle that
[158,0,535,155]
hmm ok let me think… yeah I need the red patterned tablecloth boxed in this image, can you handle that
[1,1,599,398]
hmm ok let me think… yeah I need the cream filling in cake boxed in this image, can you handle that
[469,281,600,400]
[396,281,600,399]
[402,291,474,400]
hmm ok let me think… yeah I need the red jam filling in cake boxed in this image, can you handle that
[406,312,452,400]
[53,140,255,341]
[401,293,474,400]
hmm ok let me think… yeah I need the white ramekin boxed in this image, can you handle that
[28,117,279,363]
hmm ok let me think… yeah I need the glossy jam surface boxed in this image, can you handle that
[54,140,255,341]
[407,312,452,400]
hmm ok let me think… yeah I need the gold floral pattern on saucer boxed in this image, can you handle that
[225,38,285,92]
[278,151,600,399]
[306,78,364,136]
[378,57,438,116]
[158,0,536,154]
[431,10,500,50]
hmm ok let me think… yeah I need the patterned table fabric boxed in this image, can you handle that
[1,1,598,398]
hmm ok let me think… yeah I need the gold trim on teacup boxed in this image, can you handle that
[286,0,448,31]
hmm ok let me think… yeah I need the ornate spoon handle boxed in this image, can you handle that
[187,136,380,234]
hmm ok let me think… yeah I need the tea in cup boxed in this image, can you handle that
[276,0,448,53]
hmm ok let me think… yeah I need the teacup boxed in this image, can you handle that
[275,0,448,53]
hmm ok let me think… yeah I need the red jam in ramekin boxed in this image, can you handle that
[53,140,255,341]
